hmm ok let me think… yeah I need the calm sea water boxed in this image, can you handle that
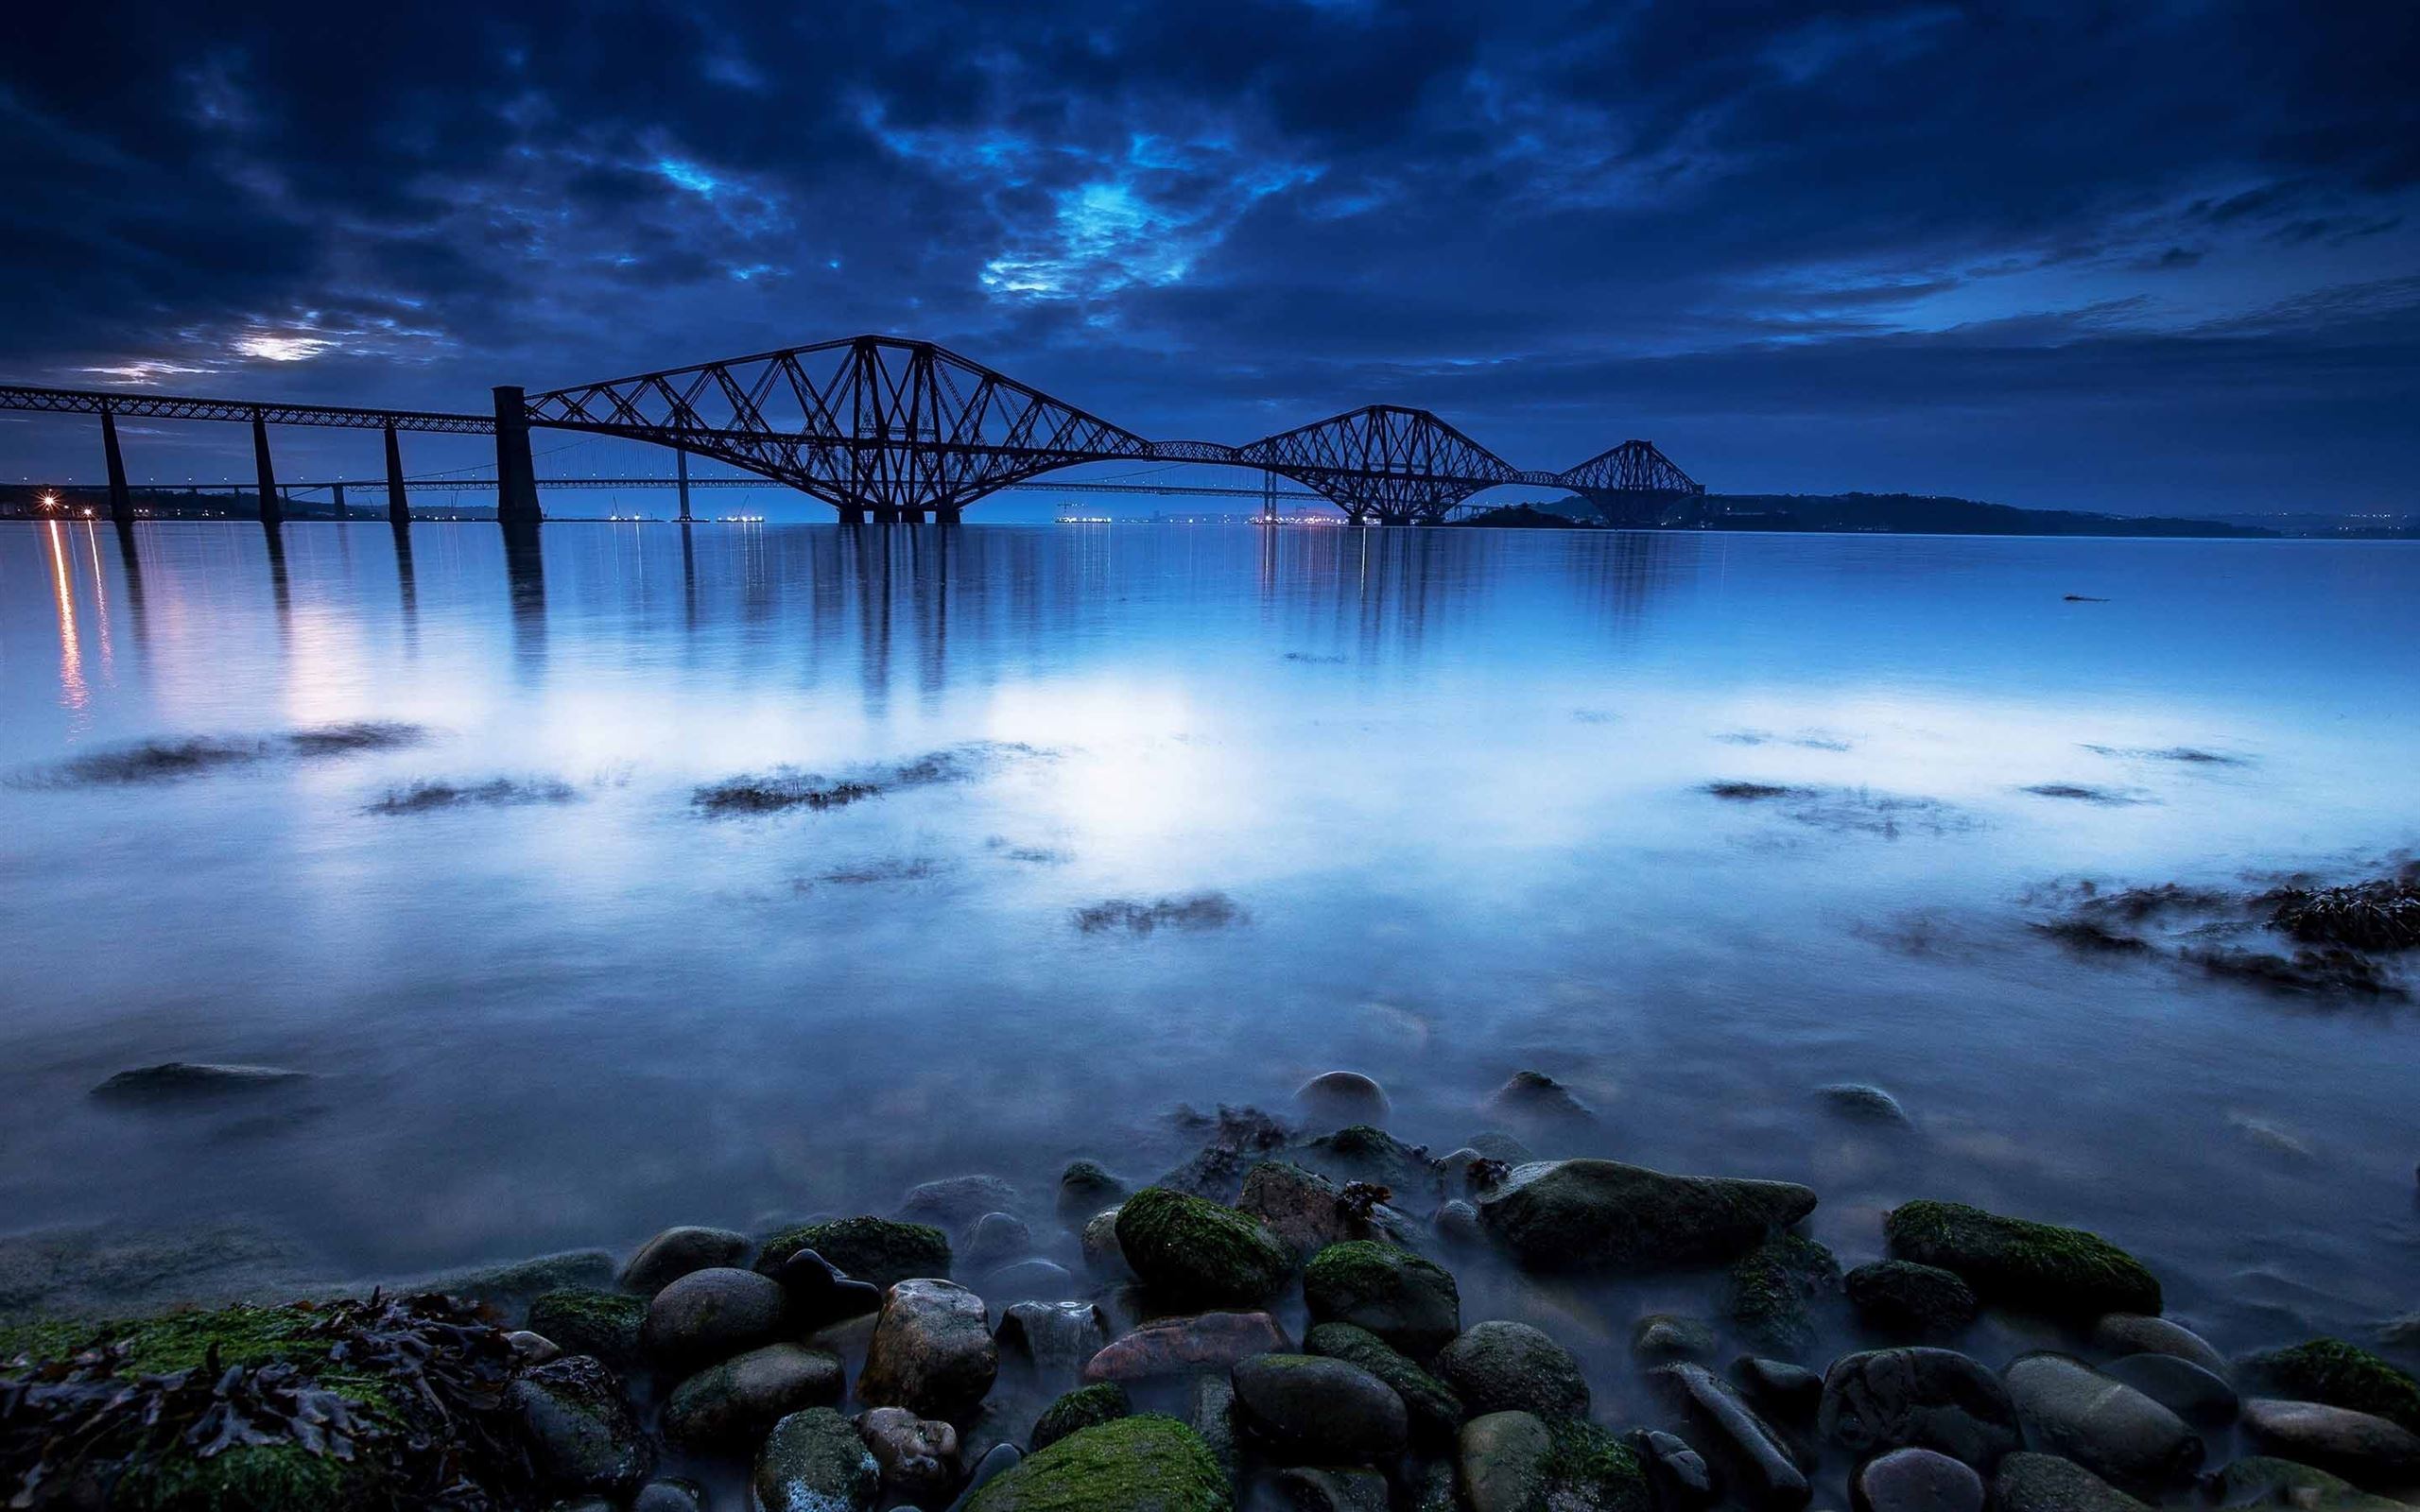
[2,520,2414,1357]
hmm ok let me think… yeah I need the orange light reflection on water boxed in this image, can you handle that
[46,520,87,712]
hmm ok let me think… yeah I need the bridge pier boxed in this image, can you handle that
[493,385,543,524]
[897,506,925,524]
[384,423,409,526]
[676,446,692,523]
[838,506,866,525]
[252,413,282,528]
[101,409,132,525]
[935,505,961,525]
[871,505,900,524]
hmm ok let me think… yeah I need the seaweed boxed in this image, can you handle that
[2263,878,2420,953]
[366,778,578,815]
[1070,892,1246,935]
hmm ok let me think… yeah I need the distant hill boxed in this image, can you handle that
[1452,491,2279,538]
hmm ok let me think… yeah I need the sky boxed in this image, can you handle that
[3,1,2416,519]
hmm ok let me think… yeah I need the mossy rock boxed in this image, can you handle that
[527,1288,648,1368]
[1113,1189,1288,1309]
[2242,1339,2420,1435]
[1297,1125,1443,1206]
[1725,1233,1841,1355]
[1305,1321,1464,1445]
[117,1440,373,1511]
[963,1414,1232,1511]
[1885,1200,2159,1317]
[755,1216,950,1290]
[1030,1382,1132,1452]
[1544,1417,1652,1512]
[1303,1240,1461,1358]
[1458,1411,1649,1512]
[0,1315,107,1369]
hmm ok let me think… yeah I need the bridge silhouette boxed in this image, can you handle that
[0,335,1703,528]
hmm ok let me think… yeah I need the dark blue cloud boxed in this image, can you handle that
[2,0,2413,514]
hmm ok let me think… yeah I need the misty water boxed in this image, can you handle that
[2,520,2415,1376]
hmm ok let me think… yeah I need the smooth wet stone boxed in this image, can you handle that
[1078,1208,1131,1279]
[1029,1382,1130,1452]
[1481,1070,1596,1127]
[2240,1340,2420,1435]
[980,1258,1077,1301]
[1816,1082,1912,1125]
[1634,1313,1721,1363]
[1232,1351,1410,1463]
[1303,1240,1461,1358]
[959,1416,1228,1511]
[1434,1199,1484,1249]
[1277,1466,1392,1512]
[996,1299,1110,1387]
[1306,1321,1464,1445]
[1439,1147,1506,1198]
[2004,1353,2203,1492]
[618,1225,750,1296]
[2100,1352,2238,1424]
[631,1479,706,1512]
[1083,1310,1290,1381]
[1115,1187,1289,1308]
[1654,1361,1810,1509]
[508,1354,655,1497]
[1460,1411,1651,1512]
[1845,1261,1979,1337]
[1435,1320,1589,1418]
[2213,1454,2411,1511]
[642,1265,787,1370]
[1056,1160,1132,1227]
[2091,1313,2227,1375]
[755,1407,880,1512]
[2238,1398,2420,1486]
[1461,1410,1556,1512]
[762,1246,886,1329]
[943,1443,1022,1512]
[91,1061,312,1100]
[1883,1201,2160,1317]
[1238,1160,1419,1259]
[1475,1158,1819,1273]
[1189,1369,1240,1475]
[1992,1452,2151,1512]
[662,1342,843,1451]
[900,1175,1022,1234]
[1818,1348,2023,1469]
[856,1405,960,1499]
[1855,1447,1982,1512]
[1297,1070,1392,1127]
[508,1329,562,1366]
[758,1216,952,1290]
[1728,1233,1843,1355]
[527,1288,647,1368]
[1735,1355,1825,1420]
[1633,1427,1716,1508]
[858,1278,998,1420]
[964,1211,1034,1273]
[1465,1130,1536,1163]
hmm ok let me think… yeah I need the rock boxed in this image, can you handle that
[762,1246,887,1329]
[1726,1233,1842,1355]
[1237,1160,1419,1259]
[1233,1351,1410,1462]
[756,1406,881,1512]
[858,1278,998,1420]
[996,1299,1111,1387]
[808,1311,879,1361]
[759,1216,952,1289]
[1854,1447,1982,1512]
[1114,1187,1289,1308]
[1466,1130,1536,1163]
[439,1249,619,1312]
[2240,1339,2420,1435]
[1276,1465,1390,1512]
[1435,1320,1589,1418]
[662,1342,844,1451]
[1188,1369,1240,1475]
[1459,1411,1651,1512]
[901,1175,1022,1233]
[1305,1321,1464,1445]
[642,1265,787,1370]
[959,1415,1230,1511]
[631,1480,707,1512]
[1030,1383,1130,1452]
[1883,1201,2160,1317]
[1079,1209,1131,1279]
[508,1354,655,1497]
[2238,1398,2420,1486]
[965,1211,1034,1273]
[1818,1348,2023,1469]
[1634,1314,1721,1363]
[1817,1082,1912,1125]
[945,1443,1023,1512]
[1407,1456,1461,1512]
[2214,1454,2410,1511]
[981,1258,1078,1301]
[1476,1159,1819,1273]
[2003,1352,2203,1492]
[1303,1240,1461,1358]
[1992,1452,2152,1512]
[1295,1125,1444,1210]
[1481,1070,1596,1128]
[91,1061,312,1100]
[1439,1148,1506,1198]
[618,1225,750,1296]
[1056,1160,1132,1227]
[1296,1071,1392,1126]
[1155,1105,1293,1203]
[1435,1200,1484,1249]
[508,1329,562,1366]
[2091,1314,2227,1376]
[1845,1261,1979,1337]
[2377,1312,2420,1349]
[527,1288,648,1369]
[1634,1427,1716,1508]
[1083,1311,1291,1382]
[1653,1361,1810,1509]
[1735,1355,1825,1420]
[2100,1353,2238,1424]
[856,1405,960,1498]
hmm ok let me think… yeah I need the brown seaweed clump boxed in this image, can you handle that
[2264,877,2420,954]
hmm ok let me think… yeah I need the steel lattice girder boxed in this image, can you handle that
[1554,438,1703,495]
[1237,404,1518,521]
[0,384,494,434]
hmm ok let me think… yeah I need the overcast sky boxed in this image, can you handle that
[5,2,2415,517]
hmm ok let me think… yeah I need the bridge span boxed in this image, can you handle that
[0,335,1703,529]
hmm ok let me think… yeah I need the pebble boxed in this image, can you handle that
[1734,1356,1825,1421]
[1992,1452,2150,1512]
[1633,1427,1715,1508]
[2100,1352,2238,1424]
[978,1257,1077,1301]
[662,1342,844,1451]
[1844,1260,1979,1336]
[1078,1208,1131,1279]
[856,1278,998,1420]
[1082,1311,1291,1382]
[1055,1160,1131,1226]
[963,1211,1032,1273]
[2238,1398,2420,1485]
[1854,1447,1983,1512]
[506,1329,561,1366]
[1296,1070,1393,1126]
[898,1175,1021,1234]
[2089,1314,2228,1377]
[1818,1348,2023,1469]
[761,1246,885,1330]
[2003,1351,2204,1492]
[1634,1314,1721,1363]
[641,1266,788,1370]
[1435,1320,1590,1419]
[1654,1361,1810,1509]
[1303,1241,1461,1358]
[1231,1352,1410,1462]
[618,1225,751,1296]
[1434,1199,1484,1249]
[508,1354,655,1497]
[631,1480,707,1512]
[855,1405,959,1498]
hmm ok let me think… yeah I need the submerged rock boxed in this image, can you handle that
[1435,1320,1589,1419]
[2100,1353,2238,1424]
[959,1415,1230,1512]
[758,1215,951,1290]
[1236,1160,1419,1259]
[1726,1233,1841,1355]
[1884,1200,2160,1317]
[1735,1355,1826,1421]
[1296,1070,1392,1126]
[901,1175,1022,1234]
[1295,1125,1443,1210]
[1231,1352,1410,1463]
[1477,1158,1818,1273]
[1303,1240,1461,1358]
[996,1299,1111,1387]
[1634,1313,1721,1364]
[762,1245,887,1329]
[755,1406,881,1512]
[1481,1070,1598,1128]
[1819,1347,2024,1469]
[1816,1082,1912,1125]
[965,1211,1033,1273]
[2002,1351,2203,1492]
[618,1225,750,1296]
[857,1278,998,1420]
[91,1061,312,1101]
[1113,1187,1289,1308]
[1056,1160,1132,1226]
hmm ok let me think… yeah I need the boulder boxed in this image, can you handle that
[1079,1208,1131,1279]
[959,1415,1231,1512]
[1237,1160,1419,1259]
[507,1354,654,1497]
[1475,1159,1818,1273]
[91,1061,312,1100]
[2238,1398,2420,1486]
[2240,1340,2420,1435]
[1057,1160,1132,1226]
[641,1265,787,1370]
[980,1258,1079,1302]
[1991,1452,2151,1512]
[1816,1083,1912,1125]
[758,1215,951,1289]
[1275,1466,1391,1512]
[506,1330,560,1366]
[1231,1352,1410,1463]
[996,1299,1111,1387]
[755,1406,881,1512]
[761,1246,886,1329]
[858,1278,998,1420]
[1818,1348,2023,1469]
[2090,1314,2225,1375]
[662,1342,843,1451]
[1734,1355,1825,1421]
[856,1405,960,1499]
[1634,1314,1721,1364]
[1846,1261,1979,1337]
[618,1225,750,1296]
[1480,1070,1597,1128]
[901,1175,1022,1233]
[2002,1352,2203,1492]
[1029,1383,1130,1452]
[1435,1320,1589,1418]
[1114,1188,1289,1308]
[1883,1201,2159,1317]
[1434,1200,1484,1250]
[1296,1071,1392,1126]
[1083,1312,1290,1382]
[2100,1353,2237,1424]
[1726,1234,1841,1355]
[1854,1447,1982,1512]
[527,1288,647,1369]
[1189,1370,1240,1476]
[945,1443,1024,1512]
[1653,1361,1810,1509]
[1633,1427,1716,1508]
[631,1481,707,1512]
[965,1211,1034,1273]
[2214,1454,2411,1511]
[1459,1410,1651,1512]
[1302,1240,1461,1358]
[1294,1125,1445,1211]
[1305,1321,1464,1445]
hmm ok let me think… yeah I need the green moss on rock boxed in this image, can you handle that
[1885,1199,2160,1317]
[964,1414,1232,1512]
[1030,1383,1132,1452]
[527,1288,648,1368]
[1544,1417,1652,1512]
[1725,1233,1841,1355]
[755,1216,951,1289]
[119,1440,366,1512]
[1113,1189,1288,1309]
[1303,1241,1461,1359]
[1305,1321,1463,1445]
[2243,1339,2420,1435]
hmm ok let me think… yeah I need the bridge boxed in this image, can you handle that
[0,335,1703,528]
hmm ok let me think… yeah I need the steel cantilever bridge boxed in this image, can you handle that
[0,335,1703,527]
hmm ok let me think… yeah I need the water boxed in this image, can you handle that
[2,519,2415,1364]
